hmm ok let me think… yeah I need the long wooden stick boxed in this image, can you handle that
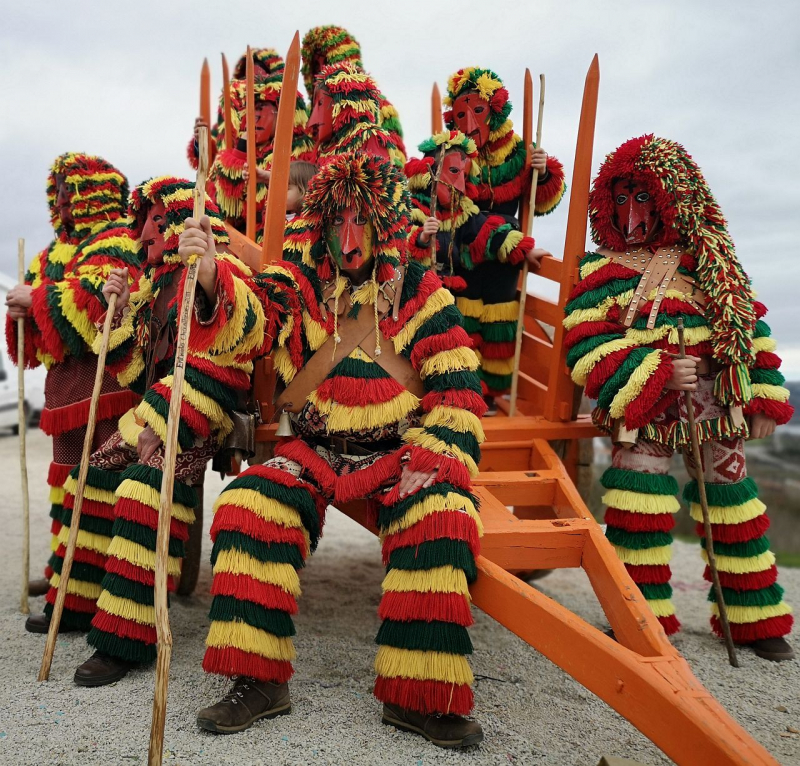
[200,57,213,162]
[221,53,233,152]
[17,239,30,615]
[245,46,257,241]
[148,127,209,766]
[38,290,118,680]
[431,82,443,134]
[509,73,545,417]
[677,318,739,668]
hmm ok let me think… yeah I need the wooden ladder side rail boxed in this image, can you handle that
[471,557,778,766]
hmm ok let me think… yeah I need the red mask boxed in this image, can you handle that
[308,87,334,145]
[312,52,327,78]
[325,206,374,274]
[611,178,661,245]
[255,102,278,146]
[452,92,491,149]
[55,175,74,228]
[141,200,168,265]
[436,150,470,207]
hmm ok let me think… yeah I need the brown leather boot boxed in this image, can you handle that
[25,613,80,634]
[382,703,483,748]
[28,578,50,597]
[74,651,137,687]
[750,637,795,661]
[197,677,291,734]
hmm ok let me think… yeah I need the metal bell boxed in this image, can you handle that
[275,409,293,437]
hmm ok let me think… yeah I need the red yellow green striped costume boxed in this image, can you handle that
[4,154,141,614]
[311,63,406,170]
[203,154,485,716]
[301,25,405,159]
[443,68,565,395]
[211,73,314,238]
[564,135,793,642]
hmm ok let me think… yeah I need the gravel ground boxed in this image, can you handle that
[1,429,798,766]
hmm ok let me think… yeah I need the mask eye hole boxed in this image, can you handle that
[635,191,650,203]
[354,213,367,226]
[615,194,628,205]
[456,111,465,119]
[332,215,344,226]
[474,105,485,114]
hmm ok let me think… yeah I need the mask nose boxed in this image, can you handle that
[462,109,479,135]
[341,219,360,254]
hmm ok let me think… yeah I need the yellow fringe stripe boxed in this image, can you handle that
[97,591,154,626]
[626,325,710,347]
[711,602,792,624]
[612,544,672,566]
[402,428,479,477]
[689,498,766,525]
[609,350,664,419]
[374,646,473,686]
[49,486,65,504]
[393,289,454,352]
[455,297,483,320]
[702,549,775,575]
[580,257,611,279]
[58,285,97,347]
[422,406,485,441]
[206,621,296,661]
[48,572,102,601]
[106,537,182,576]
[63,475,117,507]
[419,347,479,378]
[382,566,470,597]
[602,489,680,515]
[481,356,516,376]
[480,300,518,324]
[309,390,420,433]
[212,549,301,596]
[752,337,777,354]
[572,337,638,386]
[116,478,195,525]
[273,347,299,385]
[303,312,330,352]
[214,488,307,532]
[384,494,483,538]
[118,409,143,447]
[751,384,790,403]
[57,525,111,557]
[647,599,676,618]
[563,296,621,331]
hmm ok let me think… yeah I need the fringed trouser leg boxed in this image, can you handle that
[683,437,793,642]
[85,432,216,663]
[202,457,325,682]
[478,300,519,396]
[43,419,125,630]
[601,441,681,635]
[373,483,483,716]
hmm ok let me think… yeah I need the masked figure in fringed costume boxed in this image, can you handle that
[301,25,405,159]
[5,154,142,619]
[443,67,565,411]
[24,176,269,685]
[307,62,405,169]
[188,47,286,169]
[406,130,546,319]
[187,153,485,748]
[564,135,794,660]
[211,73,315,240]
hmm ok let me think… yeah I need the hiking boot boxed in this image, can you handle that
[197,677,291,734]
[74,651,136,687]
[25,613,79,635]
[749,637,795,662]
[28,578,50,597]
[382,703,483,748]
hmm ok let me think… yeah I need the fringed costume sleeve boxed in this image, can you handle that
[743,301,794,425]
[463,213,534,269]
[133,255,269,451]
[212,146,250,229]
[533,154,567,216]
[383,263,486,483]
[564,251,677,434]
[5,248,47,369]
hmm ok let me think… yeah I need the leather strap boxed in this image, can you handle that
[599,247,706,329]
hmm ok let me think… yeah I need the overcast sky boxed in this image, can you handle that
[1,0,798,376]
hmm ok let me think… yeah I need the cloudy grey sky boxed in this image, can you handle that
[1,1,798,375]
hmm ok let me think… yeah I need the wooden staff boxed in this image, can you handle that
[677,318,739,668]
[431,82,443,134]
[147,127,209,766]
[245,46,257,241]
[509,73,545,417]
[200,57,213,162]
[221,53,234,152]
[428,144,447,265]
[261,31,301,265]
[17,239,30,615]
[38,295,118,680]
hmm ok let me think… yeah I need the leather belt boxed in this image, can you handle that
[311,435,401,457]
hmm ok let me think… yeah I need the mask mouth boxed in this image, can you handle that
[342,248,362,266]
